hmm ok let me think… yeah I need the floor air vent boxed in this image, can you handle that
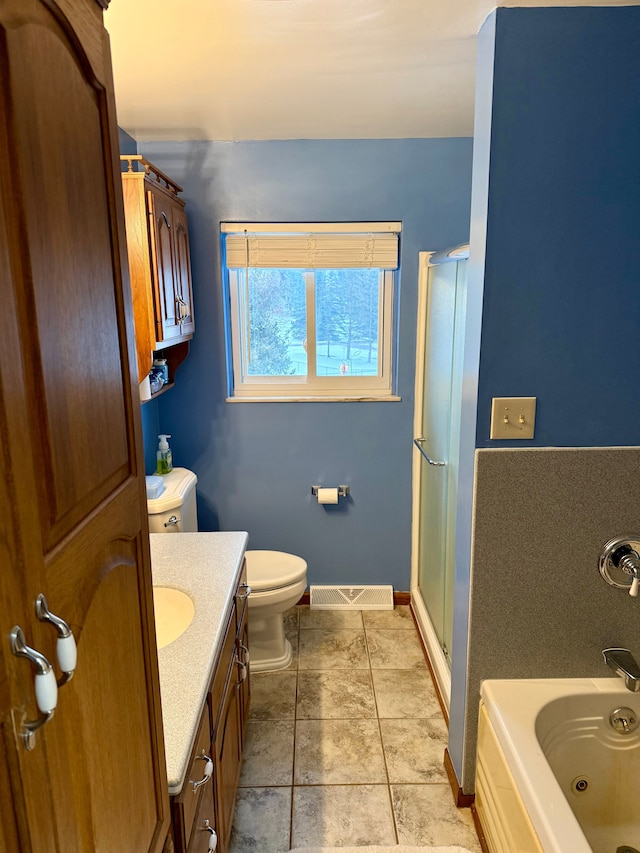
[310,584,393,610]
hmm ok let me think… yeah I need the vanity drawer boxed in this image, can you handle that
[172,709,213,853]
[234,561,249,634]
[187,781,216,853]
[237,594,250,742]
[208,607,235,739]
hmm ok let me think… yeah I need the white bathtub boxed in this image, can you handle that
[478,678,640,853]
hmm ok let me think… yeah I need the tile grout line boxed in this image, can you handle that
[288,605,301,851]
[364,614,401,846]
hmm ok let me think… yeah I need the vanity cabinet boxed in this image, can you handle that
[121,155,195,382]
[172,564,250,853]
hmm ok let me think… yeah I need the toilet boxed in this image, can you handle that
[147,467,307,672]
[243,550,307,672]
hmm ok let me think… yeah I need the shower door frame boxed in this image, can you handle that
[410,250,453,712]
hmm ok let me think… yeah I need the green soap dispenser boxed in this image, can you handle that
[156,434,173,475]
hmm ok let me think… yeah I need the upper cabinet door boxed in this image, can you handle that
[0,1,169,851]
[172,204,196,338]
[148,187,181,344]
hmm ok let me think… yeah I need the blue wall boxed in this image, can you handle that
[136,139,473,589]
[475,6,640,448]
[141,401,160,473]
[449,4,640,788]
[118,127,137,156]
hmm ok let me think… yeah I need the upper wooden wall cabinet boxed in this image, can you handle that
[121,155,195,381]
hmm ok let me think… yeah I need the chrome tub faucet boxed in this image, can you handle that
[603,648,640,692]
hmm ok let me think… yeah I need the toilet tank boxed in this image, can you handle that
[147,467,198,533]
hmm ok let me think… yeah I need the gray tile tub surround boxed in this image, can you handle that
[459,446,640,790]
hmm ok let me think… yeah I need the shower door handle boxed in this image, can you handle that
[413,438,446,467]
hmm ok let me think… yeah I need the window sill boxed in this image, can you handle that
[226,395,401,403]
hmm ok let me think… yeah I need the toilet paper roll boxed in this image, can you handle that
[317,487,339,505]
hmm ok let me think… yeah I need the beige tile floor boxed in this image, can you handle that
[229,605,481,853]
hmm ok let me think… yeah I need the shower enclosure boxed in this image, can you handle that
[411,246,468,709]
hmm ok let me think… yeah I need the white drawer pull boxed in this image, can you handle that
[236,654,248,683]
[203,820,217,850]
[237,583,251,600]
[191,751,213,793]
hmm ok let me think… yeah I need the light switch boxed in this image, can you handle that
[490,397,536,439]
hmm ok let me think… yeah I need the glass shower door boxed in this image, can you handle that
[416,257,466,664]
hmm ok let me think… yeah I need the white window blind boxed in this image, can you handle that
[223,223,400,270]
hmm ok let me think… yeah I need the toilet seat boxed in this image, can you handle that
[245,550,307,593]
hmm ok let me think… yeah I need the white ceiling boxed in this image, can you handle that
[106,0,634,142]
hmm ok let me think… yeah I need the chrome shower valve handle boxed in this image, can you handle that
[599,536,640,598]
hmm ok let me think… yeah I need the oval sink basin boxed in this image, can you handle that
[153,587,195,650]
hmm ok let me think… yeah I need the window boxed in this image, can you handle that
[222,223,401,400]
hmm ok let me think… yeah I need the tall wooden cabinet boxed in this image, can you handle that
[0,1,170,850]
[121,156,195,382]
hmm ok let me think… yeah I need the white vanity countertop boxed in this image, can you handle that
[149,531,249,795]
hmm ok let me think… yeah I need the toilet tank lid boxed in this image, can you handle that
[147,467,198,514]
[245,550,307,591]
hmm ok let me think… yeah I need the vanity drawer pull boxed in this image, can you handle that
[237,583,251,600]
[236,655,247,683]
[203,820,217,851]
[191,751,213,794]
[239,643,249,666]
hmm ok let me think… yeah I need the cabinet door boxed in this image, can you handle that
[172,204,195,337]
[0,1,169,850]
[187,785,216,853]
[148,188,181,344]
[173,709,212,853]
[213,672,242,853]
[235,563,251,743]
[237,607,251,743]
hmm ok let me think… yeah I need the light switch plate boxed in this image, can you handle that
[490,397,536,439]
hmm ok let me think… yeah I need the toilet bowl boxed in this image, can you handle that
[245,550,307,672]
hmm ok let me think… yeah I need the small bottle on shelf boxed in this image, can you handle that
[153,358,169,384]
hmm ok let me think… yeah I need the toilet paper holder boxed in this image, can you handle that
[311,485,350,498]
